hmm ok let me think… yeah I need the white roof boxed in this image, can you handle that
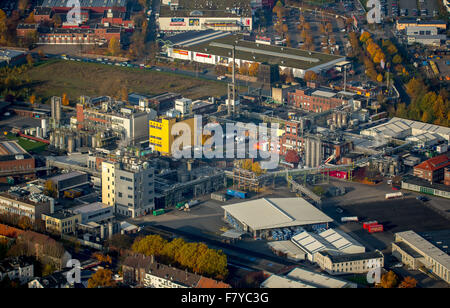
[291,231,336,255]
[267,240,307,260]
[312,90,336,98]
[362,117,450,141]
[396,230,450,270]
[286,267,355,288]
[319,228,365,254]
[222,198,333,231]
[260,274,316,288]
[72,202,111,214]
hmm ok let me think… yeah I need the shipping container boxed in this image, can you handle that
[153,209,165,216]
[363,221,378,229]
[341,216,359,223]
[226,189,248,199]
[368,224,384,233]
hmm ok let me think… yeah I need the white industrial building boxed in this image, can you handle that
[261,267,357,288]
[290,228,366,262]
[361,117,450,142]
[222,198,333,239]
[71,202,114,224]
[157,0,253,32]
[167,34,345,78]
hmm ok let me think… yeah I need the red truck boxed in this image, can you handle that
[368,224,384,233]
[363,221,378,230]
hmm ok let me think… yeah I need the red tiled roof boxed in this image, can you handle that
[414,153,450,172]
[196,276,231,288]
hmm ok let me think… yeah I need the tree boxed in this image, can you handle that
[377,73,383,83]
[378,271,398,288]
[304,70,318,82]
[398,276,417,288]
[25,12,34,24]
[62,93,69,106]
[392,54,402,64]
[285,150,300,164]
[18,0,29,12]
[26,54,33,67]
[53,14,62,27]
[108,37,121,56]
[0,9,7,45]
[131,235,168,257]
[18,216,32,230]
[29,94,36,105]
[241,159,253,170]
[251,162,263,176]
[87,269,116,288]
[120,86,128,102]
[359,31,371,43]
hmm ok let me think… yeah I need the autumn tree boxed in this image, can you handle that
[25,12,35,24]
[26,54,33,67]
[392,54,402,64]
[87,269,116,288]
[285,150,300,164]
[251,162,263,176]
[132,234,167,257]
[0,9,7,45]
[378,271,398,288]
[241,159,253,170]
[120,86,128,102]
[398,276,417,288]
[62,93,69,106]
[108,37,121,56]
[29,94,36,105]
[304,70,318,82]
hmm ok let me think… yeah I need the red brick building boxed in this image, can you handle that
[38,26,120,45]
[281,121,303,155]
[33,7,53,23]
[444,167,450,186]
[413,153,450,184]
[288,87,350,113]
[0,141,35,180]
[101,10,134,29]
[16,24,38,38]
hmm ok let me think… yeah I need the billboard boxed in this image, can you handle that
[195,53,211,58]
[189,18,200,26]
[173,49,189,56]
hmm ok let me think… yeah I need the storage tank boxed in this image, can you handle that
[41,118,48,136]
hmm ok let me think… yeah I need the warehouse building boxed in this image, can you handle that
[0,49,27,68]
[71,202,114,224]
[167,34,345,78]
[41,0,127,14]
[392,230,450,284]
[290,228,366,262]
[361,117,450,142]
[261,267,357,288]
[222,197,333,239]
[157,0,253,32]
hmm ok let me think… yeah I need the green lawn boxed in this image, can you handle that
[5,133,48,153]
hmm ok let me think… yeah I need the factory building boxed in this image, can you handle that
[0,49,27,68]
[71,202,114,224]
[0,190,54,223]
[167,34,345,79]
[46,171,90,198]
[0,141,36,180]
[392,230,450,284]
[41,0,127,14]
[157,0,253,32]
[222,197,333,239]
[102,161,154,218]
[261,267,357,288]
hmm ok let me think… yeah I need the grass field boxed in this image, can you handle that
[26,60,227,102]
[5,133,48,153]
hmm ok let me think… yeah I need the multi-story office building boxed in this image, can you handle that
[0,192,53,223]
[315,251,384,275]
[41,211,81,236]
[102,161,154,218]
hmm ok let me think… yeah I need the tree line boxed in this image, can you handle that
[131,235,228,280]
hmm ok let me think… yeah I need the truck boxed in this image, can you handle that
[184,200,199,209]
[153,209,165,216]
[176,202,185,210]
[211,193,227,202]
[368,224,384,233]
[363,221,378,230]
[341,216,359,223]
[64,189,83,199]
[226,189,248,199]
[385,192,403,200]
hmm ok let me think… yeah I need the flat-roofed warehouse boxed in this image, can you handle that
[41,0,127,13]
[167,34,346,78]
[222,198,333,239]
[158,0,253,32]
